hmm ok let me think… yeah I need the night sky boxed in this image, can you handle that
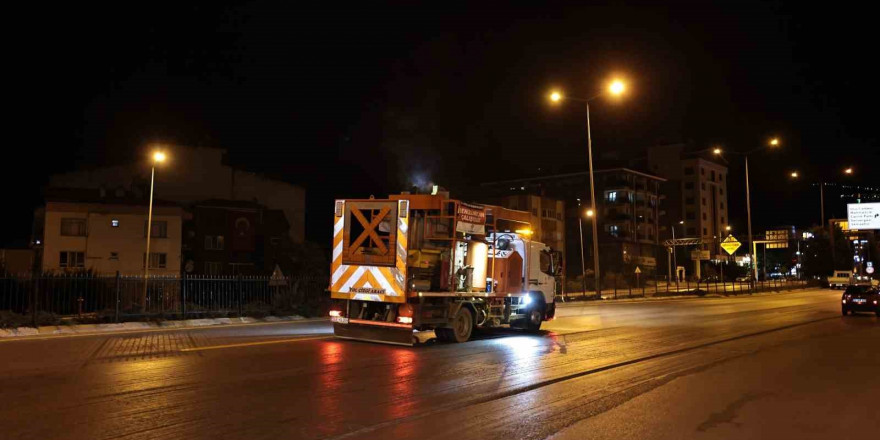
[5,1,878,247]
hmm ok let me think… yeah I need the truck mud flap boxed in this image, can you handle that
[333,321,415,346]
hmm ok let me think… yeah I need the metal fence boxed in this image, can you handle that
[563,275,816,300]
[0,272,328,325]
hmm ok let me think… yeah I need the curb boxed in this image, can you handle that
[0,316,328,340]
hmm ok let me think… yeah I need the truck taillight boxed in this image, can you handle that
[329,310,342,318]
[398,303,414,318]
[397,316,413,324]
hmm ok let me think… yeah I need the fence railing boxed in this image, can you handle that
[0,272,328,326]
[562,275,817,301]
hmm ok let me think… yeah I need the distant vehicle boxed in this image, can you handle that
[735,275,753,283]
[700,275,720,282]
[827,271,853,289]
[841,285,880,316]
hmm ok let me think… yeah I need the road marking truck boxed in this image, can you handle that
[328,192,562,345]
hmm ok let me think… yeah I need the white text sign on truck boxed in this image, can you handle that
[847,203,880,230]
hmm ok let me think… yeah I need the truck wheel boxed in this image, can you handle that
[525,308,543,332]
[451,307,473,343]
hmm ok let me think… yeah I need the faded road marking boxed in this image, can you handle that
[180,335,331,352]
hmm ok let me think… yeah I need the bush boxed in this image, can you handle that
[0,310,60,328]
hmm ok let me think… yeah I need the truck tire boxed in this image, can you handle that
[525,308,543,332]
[451,307,474,343]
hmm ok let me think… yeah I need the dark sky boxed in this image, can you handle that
[5,1,878,247]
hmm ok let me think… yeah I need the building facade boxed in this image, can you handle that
[492,195,565,259]
[481,168,666,277]
[646,144,730,257]
[36,200,184,275]
[48,146,306,243]
[183,200,293,276]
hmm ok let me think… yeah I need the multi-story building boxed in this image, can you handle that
[481,168,666,277]
[48,145,306,243]
[647,144,730,257]
[490,195,565,260]
[183,200,293,276]
[34,194,184,275]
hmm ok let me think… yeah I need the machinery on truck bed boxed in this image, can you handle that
[328,192,563,345]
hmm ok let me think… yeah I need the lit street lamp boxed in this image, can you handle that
[549,79,626,296]
[714,137,781,283]
[143,149,167,309]
[788,167,854,230]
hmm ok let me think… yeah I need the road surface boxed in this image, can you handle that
[1,288,877,439]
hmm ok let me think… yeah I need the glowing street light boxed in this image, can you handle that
[143,148,168,309]
[608,80,625,95]
[713,147,722,155]
[769,138,780,146]
[547,78,629,297]
[586,209,595,217]
[790,171,799,178]
[844,167,853,175]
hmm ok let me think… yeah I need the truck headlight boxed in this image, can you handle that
[522,295,532,305]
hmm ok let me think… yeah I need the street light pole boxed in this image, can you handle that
[745,155,756,283]
[577,199,587,296]
[142,150,166,310]
[585,102,602,297]
[672,222,679,291]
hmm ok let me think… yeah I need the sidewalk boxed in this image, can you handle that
[0,315,322,340]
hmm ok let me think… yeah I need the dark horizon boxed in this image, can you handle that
[4,1,879,247]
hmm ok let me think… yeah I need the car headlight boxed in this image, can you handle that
[522,295,532,305]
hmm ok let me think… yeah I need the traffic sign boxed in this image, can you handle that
[634,266,642,274]
[721,235,742,255]
[868,266,875,274]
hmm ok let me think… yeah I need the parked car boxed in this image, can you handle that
[841,285,880,316]
[735,275,753,283]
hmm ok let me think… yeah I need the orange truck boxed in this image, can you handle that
[328,192,562,345]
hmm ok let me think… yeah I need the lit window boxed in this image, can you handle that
[111,219,119,227]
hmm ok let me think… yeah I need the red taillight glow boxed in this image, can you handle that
[329,310,342,317]
[397,316,413,324]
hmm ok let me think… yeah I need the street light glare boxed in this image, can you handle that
[153,151,167,163]
[845,167,853,174]
[586,209,595,217]
[609,80,625,95]
[769,138,780,146]
[550,91,562,102]
[790,171,799,178]
[713,147,722,155]
[726,226,732,231]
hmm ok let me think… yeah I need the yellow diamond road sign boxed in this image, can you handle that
[721,236,741,255]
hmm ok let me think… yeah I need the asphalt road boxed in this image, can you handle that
[1,288,877,440]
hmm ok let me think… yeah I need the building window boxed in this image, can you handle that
[205,236,225,250]
[606,191,617,202]
[710,170,716,181]
[720,188,724,195]
[684,182,694,190]
[719,173,724,183]
[144,220,168,238]
[684,166,694,175]
[111,219,120,227]
[143,253,167,269]
[205,262,223,275]
[685,197,695,205]
[109,252,119,261]
[701,167,705,176]
[702,198,707,206]
[59,251,85,268]
[720,202,725,209]
[703,213,707,220]
[701,183,706,191]
[703,227,708,236]
[60,218,87,236]
[721,216,725,223]
[686,212,695,220]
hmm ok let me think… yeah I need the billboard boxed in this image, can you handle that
[847,203,880,230]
